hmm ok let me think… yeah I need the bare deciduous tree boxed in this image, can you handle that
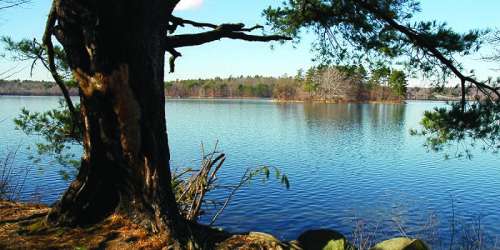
[314,67,363,101]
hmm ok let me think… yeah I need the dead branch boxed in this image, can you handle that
[164,17,291,73]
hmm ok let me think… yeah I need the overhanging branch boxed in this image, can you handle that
[164,18,291,73]
[165,20,290,48]
[167,31,290,48]
[358,0,500,105]
[169,15,265,33]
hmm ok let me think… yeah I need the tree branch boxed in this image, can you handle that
[43,1,79,136]
[358,0,500,104]
[0,0,29,10]
[166,23,290,49]
[169,16,218,33]
[164,19,290,73]
[166,47,182,73]
[169,15,265,33]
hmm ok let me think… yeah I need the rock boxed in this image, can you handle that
[248,232,281,242]
[296,229,354,250]
[217,231,286,250]
[288,240,303,250]
[370,237,429,250]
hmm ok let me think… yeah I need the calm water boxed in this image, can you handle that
[1,96,499,247]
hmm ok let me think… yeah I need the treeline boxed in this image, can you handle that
[166,65,409,102]
[1,70,477,102]
[0,79,78,96]
[165,76,289,98]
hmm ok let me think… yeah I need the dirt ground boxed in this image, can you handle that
[0,200,291,250]
[0,200,176,249]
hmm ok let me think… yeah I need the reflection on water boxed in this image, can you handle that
[302,103,407,137]
[1,97,499,248]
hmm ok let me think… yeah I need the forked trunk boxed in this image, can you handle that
[46,0,186,239]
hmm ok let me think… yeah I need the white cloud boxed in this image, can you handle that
[175,0,204,11]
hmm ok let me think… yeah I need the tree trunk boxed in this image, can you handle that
[46,0,186,239]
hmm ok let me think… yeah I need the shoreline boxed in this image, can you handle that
[0,94,458,103]
[0,200,429,249]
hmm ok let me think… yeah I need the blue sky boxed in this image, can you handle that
[0,0,499,85]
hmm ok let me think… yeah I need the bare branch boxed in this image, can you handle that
[240,24,264,32]
[169,15,264,33]
[166,47,182,73]
[166,24,290,49]
[164,19,290,73]
[169,16,218,33]
[43,1,79,136]
[0,63,24,79]
[0,0,29,11]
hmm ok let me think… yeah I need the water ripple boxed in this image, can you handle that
[1,97,499,248]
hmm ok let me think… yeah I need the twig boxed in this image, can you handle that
[209,168,250,226]
[0,0,29,10]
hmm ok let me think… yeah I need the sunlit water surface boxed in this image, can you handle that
[1,96,499,248]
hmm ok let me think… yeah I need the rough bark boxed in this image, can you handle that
[46,0,186,239]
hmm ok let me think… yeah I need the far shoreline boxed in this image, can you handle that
[0,94,459,104]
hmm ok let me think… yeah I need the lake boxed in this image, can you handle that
[1,96,499,248]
